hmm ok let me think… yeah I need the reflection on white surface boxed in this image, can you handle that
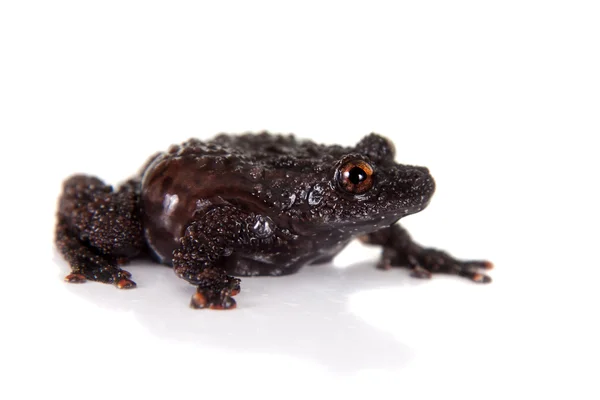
[4,228,595,399]
[60,243,416,371]
[332,240,380,269]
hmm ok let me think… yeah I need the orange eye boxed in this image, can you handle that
[338,160,374,194]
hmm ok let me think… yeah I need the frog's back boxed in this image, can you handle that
[209,131,350,165]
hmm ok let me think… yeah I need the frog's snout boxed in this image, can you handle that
[413,166,434,188]
[396,166,433,188]
[390,165,435,211]
[411,166,436,205]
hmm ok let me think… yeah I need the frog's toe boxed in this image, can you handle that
[116,277,137,289]
[207,296,237,310]
[454,259,493,283]
[190,292,209,309]
[190,290,237,310]
[118,269,133,277]
[376,247,396,270]
[64,273,87,283]
[463,260,494,270]
[409,265,433,279]
[456,268,492,283]
[228,279,241,296]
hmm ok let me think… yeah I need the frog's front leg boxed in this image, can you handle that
[361,224,493,283]
[172,206,251,310]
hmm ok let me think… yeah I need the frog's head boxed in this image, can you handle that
[305,133,436,233]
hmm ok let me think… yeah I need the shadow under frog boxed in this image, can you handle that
[57,251,419,372]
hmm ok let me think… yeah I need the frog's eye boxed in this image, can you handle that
[337,160,374,194]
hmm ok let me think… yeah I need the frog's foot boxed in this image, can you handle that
[379,246,493,283]
[64,264,137,289]
[191,287,237,310]
[57,227,137,289]
[363,225,492,283]
[401,248,493,283]
[177,268,240,310]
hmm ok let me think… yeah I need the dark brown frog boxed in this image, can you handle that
[56,132,492,309]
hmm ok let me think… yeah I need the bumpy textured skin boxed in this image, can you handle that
[55,132,492,309]
[55,175,144,288]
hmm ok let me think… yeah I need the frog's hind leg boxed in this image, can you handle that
[55,175,145,288]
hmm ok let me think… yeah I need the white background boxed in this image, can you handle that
[1,1,599,399]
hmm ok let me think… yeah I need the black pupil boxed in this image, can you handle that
[347,167,367,185]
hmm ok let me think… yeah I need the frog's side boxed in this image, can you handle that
[56,132,492,309]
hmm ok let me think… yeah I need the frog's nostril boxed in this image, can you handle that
[414,170,428,184]
[404,166,435,197]
[415,170,435,196]
[410,166,430,180]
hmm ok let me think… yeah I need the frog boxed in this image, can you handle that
[55,132,492,310]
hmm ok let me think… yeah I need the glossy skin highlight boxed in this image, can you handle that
[55,132,492,309]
